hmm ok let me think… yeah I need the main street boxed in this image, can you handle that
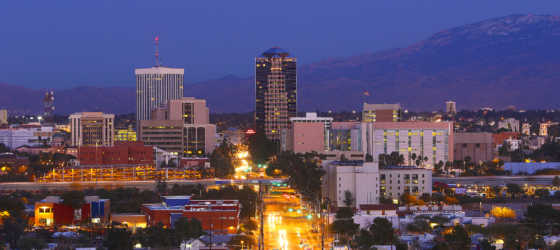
[262,186,322,250]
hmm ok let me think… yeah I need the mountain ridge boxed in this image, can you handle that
[2,14,560,114]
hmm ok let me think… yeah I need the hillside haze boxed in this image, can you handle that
[1,14,560,114]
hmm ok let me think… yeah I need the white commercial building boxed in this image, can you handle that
[323,161,380,208]
[497,118,520,133]
[0,125,53,149]
[379,166,433,199]
[135,66,184,122]
[361,122,454,169]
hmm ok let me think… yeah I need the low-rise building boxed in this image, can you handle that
[78,141,153,166]
[323,161,380,208]
[363,122,454,169]
[34,195,110,227]
[379,166,432,199]
[0,125,53,149]
[454,132,495,163]
[141,196,240,234]
[283,112,333,153]
[497,118,520,133]
[110,214,147,232]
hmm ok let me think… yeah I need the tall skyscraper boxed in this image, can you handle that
[255,47,297,141]
[135,67,184,122]
[136,37,184,122]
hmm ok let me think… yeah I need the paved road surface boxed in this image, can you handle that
[263,192,322,250]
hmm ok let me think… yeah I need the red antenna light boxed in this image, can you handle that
[154,35,160,67]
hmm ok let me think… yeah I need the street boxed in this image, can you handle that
[262,187,322,250]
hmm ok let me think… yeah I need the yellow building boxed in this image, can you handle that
[115,126,137,142]
[34,202,55,227]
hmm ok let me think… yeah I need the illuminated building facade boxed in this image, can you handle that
[69,112,114,147]
[255,47,297,141]
[78,141,154,166]
[139,98,216,157]
[363,122,454,169]
[141,196,240,234]
[362,103,402,123]
[115,126,137,142]
[135,66,184,122]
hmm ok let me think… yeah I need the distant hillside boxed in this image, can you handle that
[2,14,560,114]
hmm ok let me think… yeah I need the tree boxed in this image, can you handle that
[369,217,397,245]
[247,132,276,164]
[61,190,85,209]
[406,219,431,233]
[553,176,560,187]
[490,206,516,219]
[365,154,373,162]
[1,217,24,248]
[379,152,405,168]
[506,183,523,199]
[343,190,354,207]
[266,151,325,201]
[444,225,470,250]
[210,139,235,178]
[420,193,431,203]
[17,237,47,250]
[174,217,203,242]
[534,188,550,199]
[229,234,255,250]
[331,207,358,247]
[156,179,168,194]
[104,228,133,250]
[491,186,502,198]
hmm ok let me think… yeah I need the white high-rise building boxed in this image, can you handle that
[135,67,184,122]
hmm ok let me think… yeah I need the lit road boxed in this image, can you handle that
[263,188,323,250]
[0,178,287,192]
[434,175,558,186]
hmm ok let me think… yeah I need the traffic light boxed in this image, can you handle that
[288,208,293,212]
[306,214,312,220]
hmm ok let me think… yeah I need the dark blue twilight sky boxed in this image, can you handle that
[1,0,559,89]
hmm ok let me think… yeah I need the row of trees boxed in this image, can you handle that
[105,218,204,249]
[265,151,325,201]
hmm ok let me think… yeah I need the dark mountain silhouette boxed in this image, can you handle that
[2,14,560,114]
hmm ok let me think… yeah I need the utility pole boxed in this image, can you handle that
[258,181,265,250]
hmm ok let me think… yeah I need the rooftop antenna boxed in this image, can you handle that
[154,35,160,67]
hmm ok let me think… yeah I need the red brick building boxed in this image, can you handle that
[141,196,240,234]
[78,141,153,165]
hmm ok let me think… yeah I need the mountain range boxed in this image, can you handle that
[2,14,560,114]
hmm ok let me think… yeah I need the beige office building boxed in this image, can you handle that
[0,109,7,125]
[69,112,115,147]
[139,98,216,157]
[362,103,401,123]
[379,166,432,199]
[454,132,494,163]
